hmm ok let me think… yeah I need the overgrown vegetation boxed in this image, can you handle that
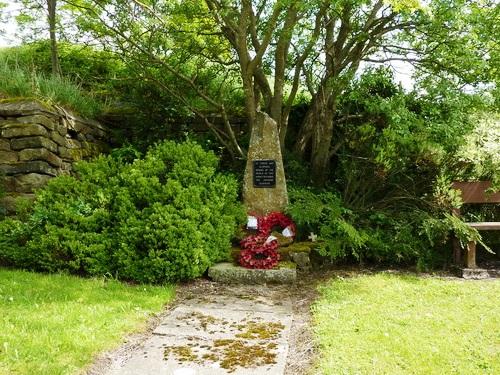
[0,268,174,375]
[0,0,498,272]
[313,273,500,374]
[287,69,498,269]
[0,61,103,118]
[0,141,244,283]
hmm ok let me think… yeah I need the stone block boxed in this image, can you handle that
[60,146,91,161]
[57,123,68,136]
[71,120,90,133]
[16,114,56,130]
[19,148,63,167]
[61,162,72,171]
[0,139,10,151]
[2,123,48,138]
[66,139,82,149]
[0,150,18,163]
[461,268,490,279]
[289,251,311,272]
[0,100,54,116]
[208,262,296,284]
[58,146,69,160]
[11,136,58,153]
[49,130,69,147]
[12,173,52,193]
[0,161,57,176]
[2,176,16,191]
[0,193,35,214]
[0,120,16,129]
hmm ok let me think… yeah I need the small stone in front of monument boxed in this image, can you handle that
[289,252,311,272]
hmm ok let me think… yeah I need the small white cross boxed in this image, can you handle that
[308,232,318,242]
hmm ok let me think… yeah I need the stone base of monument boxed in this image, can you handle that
[208,262,297,284]
[460,268,490,279]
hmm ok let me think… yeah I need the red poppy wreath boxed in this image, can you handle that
[239,212,295,269]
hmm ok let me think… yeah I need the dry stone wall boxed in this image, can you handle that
[0,100,109,212]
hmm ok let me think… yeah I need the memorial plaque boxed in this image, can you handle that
[253,159,276,188]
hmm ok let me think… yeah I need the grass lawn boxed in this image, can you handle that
[313,273,499,375]
[0,268,175,375]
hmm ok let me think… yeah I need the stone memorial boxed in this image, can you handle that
[243,112,288,215]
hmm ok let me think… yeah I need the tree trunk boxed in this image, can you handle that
[241,72,256,133]
[294,87,337,187]
[48,0,62,77]
[294,86,329,157]
[310,107,334,187]
[278,111,289,149]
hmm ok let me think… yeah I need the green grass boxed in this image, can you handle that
[0,62,103,118]
[313,273,499,375]
[0,268,175,375]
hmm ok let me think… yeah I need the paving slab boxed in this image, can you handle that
[104,285,293,375]
[179,293,292,314]
[461,268,490,279]
[154,305,291,340]
[208,262,296,284]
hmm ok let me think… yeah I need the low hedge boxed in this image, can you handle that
[0,141,244,283]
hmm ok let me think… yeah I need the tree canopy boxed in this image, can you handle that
[2,0,498,184]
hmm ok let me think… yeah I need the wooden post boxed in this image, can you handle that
[452,237,462,265]
[451,208,462,266]
[466,241,477,269]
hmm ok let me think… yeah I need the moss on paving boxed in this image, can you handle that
[163,317,285,372]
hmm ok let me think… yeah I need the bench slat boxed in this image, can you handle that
[467,222,500,230]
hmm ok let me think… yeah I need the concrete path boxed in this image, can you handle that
[102,282,295,375]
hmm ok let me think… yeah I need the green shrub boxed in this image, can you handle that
[287,187,487,269]
[285,69,498,269]
[287,188,369,260]
[0,141,244,283]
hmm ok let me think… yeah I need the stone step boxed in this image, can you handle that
[208,262,296,284]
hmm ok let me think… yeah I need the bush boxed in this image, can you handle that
[285,69,498,270]
[287,186,486,270]
[0,141,244,283]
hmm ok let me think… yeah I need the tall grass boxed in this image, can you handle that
[0,62,103,118]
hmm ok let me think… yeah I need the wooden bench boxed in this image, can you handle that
[451,181,500,270]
